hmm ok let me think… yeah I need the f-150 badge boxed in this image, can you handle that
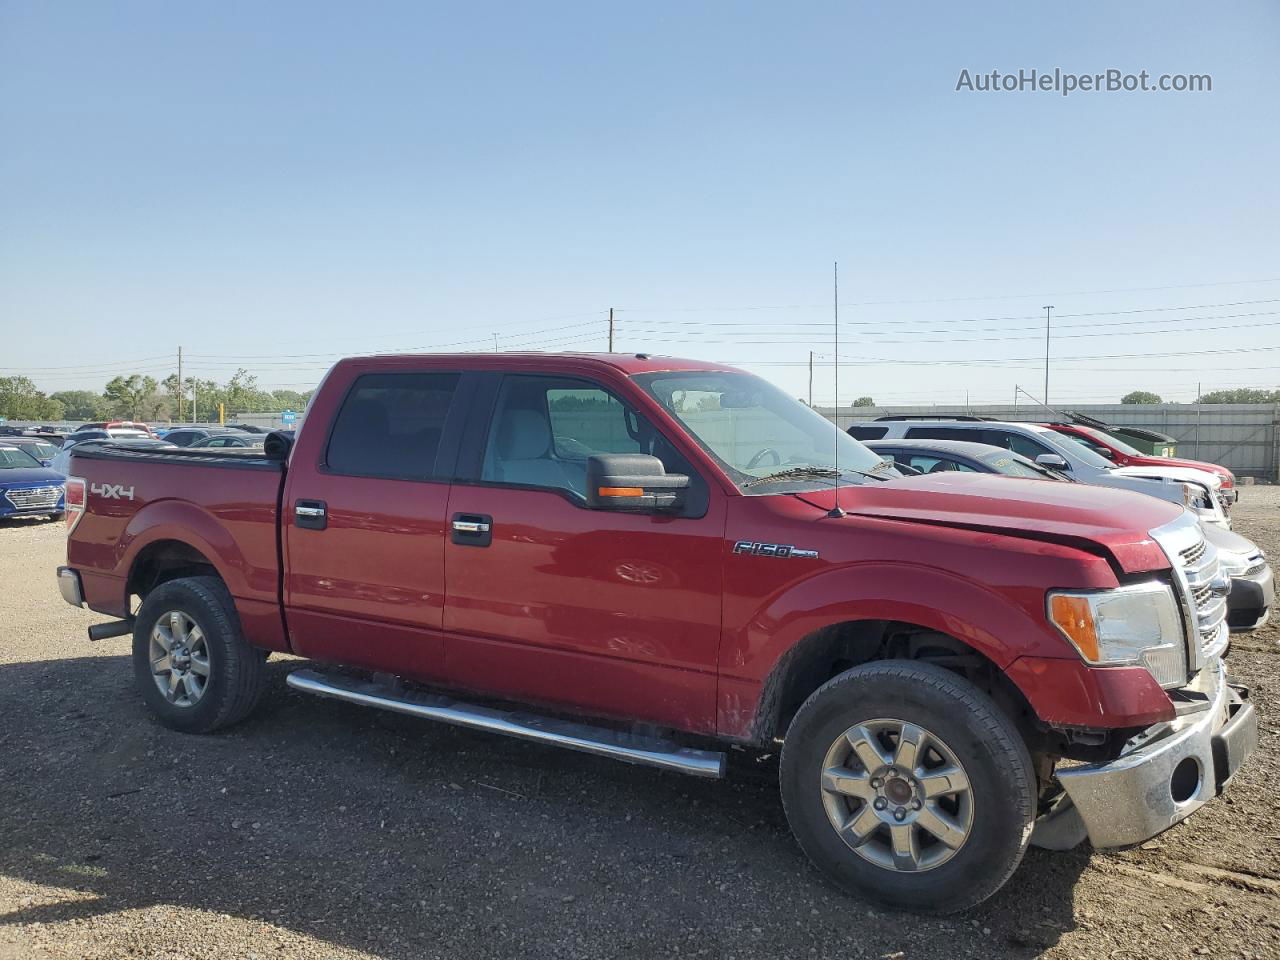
[732,540,819,559]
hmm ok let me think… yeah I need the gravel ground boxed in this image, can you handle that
[1,492,1278,960]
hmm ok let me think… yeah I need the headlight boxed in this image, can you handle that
[1219,551,1264,578]
[1180,483,1211,510]
[1047,581,1186,688]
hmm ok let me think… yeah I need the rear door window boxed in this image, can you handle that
[903,426,976,442]
[326,372,461,480]
[847,425,889,440]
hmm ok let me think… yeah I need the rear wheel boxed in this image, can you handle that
[780,660,1035,913]
[131,576,267,733]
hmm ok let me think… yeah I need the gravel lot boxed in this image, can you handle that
[1,492,1278,960]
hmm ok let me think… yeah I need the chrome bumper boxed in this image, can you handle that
[1055,658,1257,849]
[56,566,84,608]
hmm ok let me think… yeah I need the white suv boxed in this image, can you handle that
[850,418,1230,528]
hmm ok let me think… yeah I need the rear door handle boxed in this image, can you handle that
[295,499,327,530]
[451,512,492,547]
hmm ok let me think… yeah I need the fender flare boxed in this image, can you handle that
[115,499,254,600]
[723,561,1074,739]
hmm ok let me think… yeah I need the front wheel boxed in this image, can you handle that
[131,576,268,733]
[779,660,1035,913]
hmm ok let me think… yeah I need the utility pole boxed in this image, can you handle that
[177,346,184,422]
[808,351,814,406]
[608,308,615,352]
[1043,305,1054,406]
[1013,384,1018,415]
[1196,381,1202,457]
[492,333,499,352]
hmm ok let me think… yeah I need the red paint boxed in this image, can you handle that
[1004,656,1175,727]
[64,353,1194,743]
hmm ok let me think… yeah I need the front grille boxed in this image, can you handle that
[1152,512,1230,674]
[4,485,62,511]
[1179,540,1206,566]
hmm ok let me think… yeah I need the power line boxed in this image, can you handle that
[612,278,1280,314]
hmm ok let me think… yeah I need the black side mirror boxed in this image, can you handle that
[264,430,295,462]
[586,454,689,512]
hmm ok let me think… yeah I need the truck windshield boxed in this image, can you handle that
[634,370,895,493]
[1075,425,1144,457]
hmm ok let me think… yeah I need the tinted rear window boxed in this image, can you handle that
[326,372,460,480]
[904,426,978,442]
[847,425,888,440]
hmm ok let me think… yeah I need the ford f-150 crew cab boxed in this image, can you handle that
[56,353,1258,913]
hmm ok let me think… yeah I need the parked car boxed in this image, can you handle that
[51,438,178,476]
[4,437,61,468]
[66,426,152,446]
[224,423,271,434]
[72,420,155,437]
[866,438,1063,480]
[867,438,1271,632]
[58,354,1255,913]
[0,444,64,520]
[188,434,266,449]
[160,427,249,447]
[1043,418,1237,504]
[851,417,1230,528]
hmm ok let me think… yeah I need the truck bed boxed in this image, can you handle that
[69,443,282,471]
[66,442,288,650]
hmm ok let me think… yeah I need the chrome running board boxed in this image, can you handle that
[286,668,726,779]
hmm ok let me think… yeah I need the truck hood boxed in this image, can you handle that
[1202,522,1261,561]
[1133,454,1231,480]
[1110,464,1222,490]
[801,473,1181,574]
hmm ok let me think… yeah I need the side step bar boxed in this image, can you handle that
[286,668,726,779]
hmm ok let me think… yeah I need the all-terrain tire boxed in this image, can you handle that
[779,660,1035,914]
[131,576,267,733]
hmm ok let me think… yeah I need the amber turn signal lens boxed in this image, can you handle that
[598,486,644,497]
[1048,594,1100,662]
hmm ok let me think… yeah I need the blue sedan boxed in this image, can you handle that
[0,444,65,520]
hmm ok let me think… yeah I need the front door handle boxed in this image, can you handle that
[295,499,327,530]
[451,512,492,547]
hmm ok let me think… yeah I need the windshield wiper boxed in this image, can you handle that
[742,464,891,489]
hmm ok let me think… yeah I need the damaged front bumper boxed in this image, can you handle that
[1035,657,1257,850]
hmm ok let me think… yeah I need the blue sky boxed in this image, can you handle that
[1,1,1277,407]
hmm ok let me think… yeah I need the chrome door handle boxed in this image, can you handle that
[451,520,490,533]
[294,499,328,530]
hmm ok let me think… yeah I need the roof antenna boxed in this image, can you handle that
[828,261,846,518]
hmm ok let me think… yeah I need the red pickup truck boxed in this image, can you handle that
[56,353,1256,912]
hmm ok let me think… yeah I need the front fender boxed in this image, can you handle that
[716,560,1097,741]
[723,560,1076,680]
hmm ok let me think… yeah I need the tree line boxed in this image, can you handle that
[0,369,313,423]
[1120,388,1280,404]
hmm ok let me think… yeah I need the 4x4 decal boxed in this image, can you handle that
[90,482,135,501]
